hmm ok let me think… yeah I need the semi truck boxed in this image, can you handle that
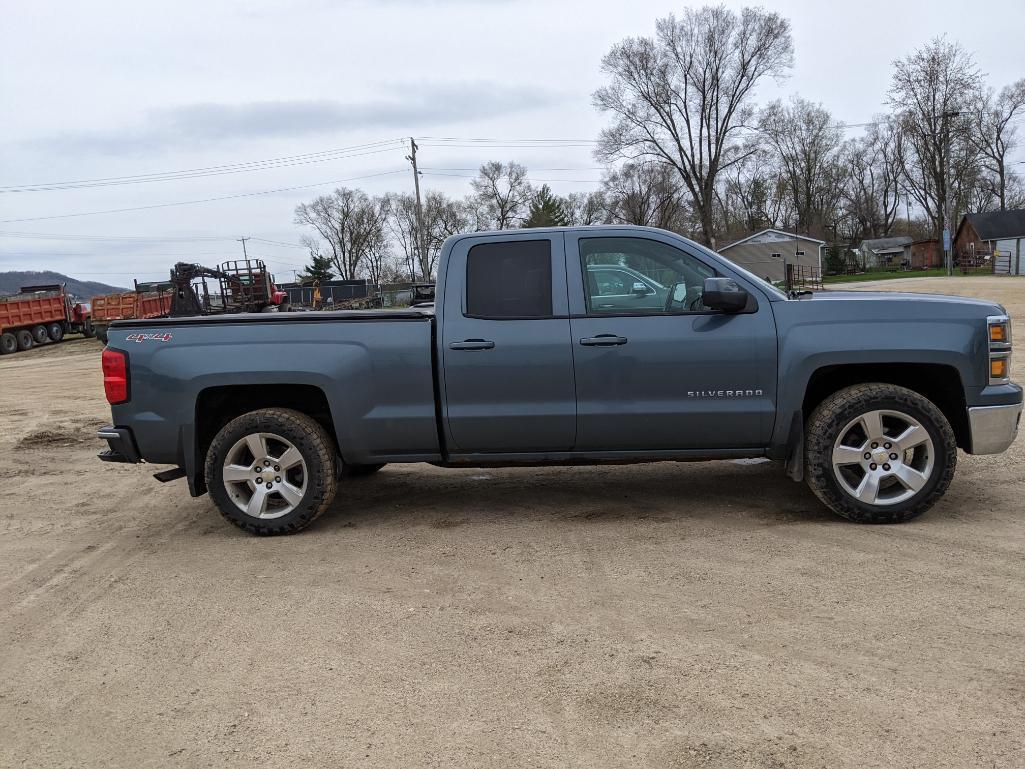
[0,284,93,354]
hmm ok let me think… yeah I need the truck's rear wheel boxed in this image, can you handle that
[31,325,49,345]
[47,322,65,342]
[205,408,337,535]
[0,333,16,354]
[16,329,33,351]
[94,325,109,344]
[82,320,96,339]
[805,383,956,523]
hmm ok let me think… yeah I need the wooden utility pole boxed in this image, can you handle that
[405,138,426,279]
[941,110,962,277]
[237,236,251,260]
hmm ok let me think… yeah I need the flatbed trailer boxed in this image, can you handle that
[0,284,93,355]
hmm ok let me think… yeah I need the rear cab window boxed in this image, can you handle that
[466,240,553,319]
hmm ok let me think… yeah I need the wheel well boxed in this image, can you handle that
[802,364,970,449]
[194,384,338,492]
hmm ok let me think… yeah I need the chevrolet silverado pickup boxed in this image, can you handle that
[98,225,1022,534]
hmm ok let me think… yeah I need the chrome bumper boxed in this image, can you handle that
[968,403,1022,454]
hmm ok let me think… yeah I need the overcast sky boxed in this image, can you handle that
[2,0,1023,284]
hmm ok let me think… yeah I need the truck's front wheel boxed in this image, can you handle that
[805,383,957,523]
[205,408,337,535]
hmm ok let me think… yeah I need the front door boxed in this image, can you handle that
[567,232,777,451]
[441,232,576,453]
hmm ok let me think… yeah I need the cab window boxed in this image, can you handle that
[579,237,715,314]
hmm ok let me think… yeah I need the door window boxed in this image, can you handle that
[466,240,552,319]
[580,237,715,314]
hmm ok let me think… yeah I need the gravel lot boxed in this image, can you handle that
[1,276,1024,769]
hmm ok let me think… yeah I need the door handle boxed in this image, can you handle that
[579,334,628,346]
[449,339,495,351]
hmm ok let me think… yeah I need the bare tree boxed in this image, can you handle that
[889,38,984,248]
[467,161,533,229]
[839,121,903,240]
[758,96,844,235]
[593,5,793,247]
[294,188,388,280]
[601,162,687,230]
[974,79,1025,210]
[717,149,793,237]
[564,191,609,225]
[386,190,467,281]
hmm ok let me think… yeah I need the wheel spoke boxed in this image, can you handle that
[246,486,269,518]
[892,464,928,492]
[855,473,881,504]
[244,434,267,461]
[833,444,866,466]
[859,411,885,442]
[277,446,303,470]
[222,464,252,483]
[278,482,303,507]
[893,424,928,451]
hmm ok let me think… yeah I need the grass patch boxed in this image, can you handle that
[824,268,955,283]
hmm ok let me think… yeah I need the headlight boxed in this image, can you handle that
[988,315,1012,385]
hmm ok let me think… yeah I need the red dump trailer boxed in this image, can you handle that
[0,284,93,355]
[91,288,172,344]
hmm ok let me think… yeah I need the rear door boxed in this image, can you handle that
[440,232,575,453]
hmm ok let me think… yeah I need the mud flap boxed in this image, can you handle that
[784,410,804,482]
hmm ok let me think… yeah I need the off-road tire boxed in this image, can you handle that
[94,325,109,344]
[805,383,957,523]
[47,322,65,342]
[16,329,33,351]
[341,462,386,477]
[31,325,49,345]
[0,333,16,354]
[82,320,96,339]
[205,408,337,535]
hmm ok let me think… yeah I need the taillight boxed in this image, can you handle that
[102,349,130,404]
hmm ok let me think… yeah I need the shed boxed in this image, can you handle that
[954,210,1025,274]
[718,229,824,283]
[857,236,913,269]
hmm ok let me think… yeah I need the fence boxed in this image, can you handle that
[785,264,823,292]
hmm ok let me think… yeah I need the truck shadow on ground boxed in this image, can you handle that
[316,459,839,532]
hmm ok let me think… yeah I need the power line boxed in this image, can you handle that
[0,168,408,224]
[0,139,406,193]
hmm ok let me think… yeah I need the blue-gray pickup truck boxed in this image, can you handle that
[98,225,1022,534]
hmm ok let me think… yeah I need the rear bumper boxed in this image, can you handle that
[968,403,1022,454]
[97,426,141,463]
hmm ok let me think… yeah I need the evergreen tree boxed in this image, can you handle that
[522,184,570,228]
[300,253,335,283]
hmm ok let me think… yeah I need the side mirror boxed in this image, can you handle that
[702,277,748,313]
[631,281,650,296]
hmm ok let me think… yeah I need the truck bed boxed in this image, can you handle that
[105,309,441,475]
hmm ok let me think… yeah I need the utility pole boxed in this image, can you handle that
[405,138,426,280]
[237,236,251,261]
[941,111,962,277]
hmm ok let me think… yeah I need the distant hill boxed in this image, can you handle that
[0,271,127,300]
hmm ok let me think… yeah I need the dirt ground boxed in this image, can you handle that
[1,276,1024,769]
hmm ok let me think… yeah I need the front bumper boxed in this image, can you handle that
[97,426,141,463]
[968,403,1022,454]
